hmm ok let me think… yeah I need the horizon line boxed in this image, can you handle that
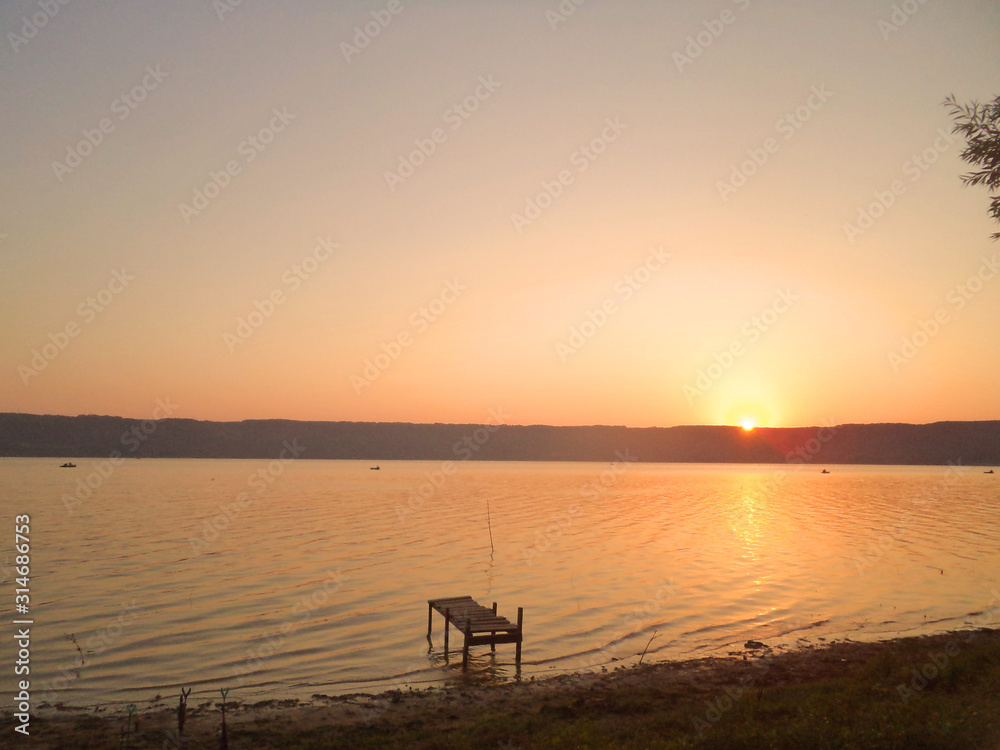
[3,410,999,431]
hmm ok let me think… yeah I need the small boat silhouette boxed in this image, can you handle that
[821,469,830,474]
[370,465,380,471]
[986,469,995,474]
[60,462,76,468]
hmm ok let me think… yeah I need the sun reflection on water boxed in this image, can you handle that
[728,490,766,561]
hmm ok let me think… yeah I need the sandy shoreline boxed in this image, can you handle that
[6,626,1000,749]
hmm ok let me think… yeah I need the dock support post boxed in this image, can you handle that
[515,607,523,665]
[427,602,433,640]
[490,602,497,652]
[462,617,471,671]
[444,608,450,652]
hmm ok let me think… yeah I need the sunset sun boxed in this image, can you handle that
[741,419,756,432]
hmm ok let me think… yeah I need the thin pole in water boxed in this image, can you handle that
[487,499,495,554]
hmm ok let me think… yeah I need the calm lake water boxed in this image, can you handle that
[2,457,998,710]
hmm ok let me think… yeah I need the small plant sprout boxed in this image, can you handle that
[178,686,192,737]
[219,687,230,750]
[119,703,136,749]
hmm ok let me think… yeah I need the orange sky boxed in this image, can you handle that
[1,1,999,428]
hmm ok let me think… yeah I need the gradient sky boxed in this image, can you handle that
[2,0,998,429]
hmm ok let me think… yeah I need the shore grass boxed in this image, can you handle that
[6,628,999,749]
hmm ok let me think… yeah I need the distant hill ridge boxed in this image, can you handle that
[1,413,998,465]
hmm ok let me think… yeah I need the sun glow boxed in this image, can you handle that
[741,419,756,431]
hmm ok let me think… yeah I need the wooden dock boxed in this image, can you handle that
[427,596,523,671]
